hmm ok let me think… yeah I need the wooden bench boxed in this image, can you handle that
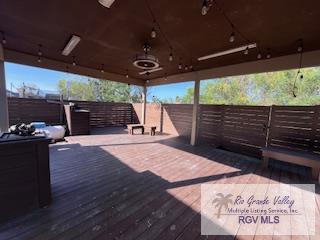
[262,147,320,183]
[127,124,144,135]
[144,125,157,136]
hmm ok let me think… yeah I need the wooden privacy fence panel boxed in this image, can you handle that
[74,101,133,127]
[8,98,135,127]
[268,106,320,155]
[162,104,193,138]
[222,106,270,157]
[8,98,61,125]
[198,105,223,145]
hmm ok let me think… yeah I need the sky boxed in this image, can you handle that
[4,62,194,100]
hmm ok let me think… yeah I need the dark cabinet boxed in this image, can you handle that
[64,105,90,135]
[0,135,51,222]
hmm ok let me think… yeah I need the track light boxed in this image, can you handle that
[62,35,81,56]
[151,28,157,39]
[169,53,173,62]
[198,43,257,61]
[229,32,235,43]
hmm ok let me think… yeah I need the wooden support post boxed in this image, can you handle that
[0,43,9,133]
[190,77,200,146]
[141,85,147,125]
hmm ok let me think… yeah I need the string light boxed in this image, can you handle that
[257,52,262,59]
[293,39,304,98]
[126,69,129,78]
[37,44,42,63]
[151,27,157,39]
[169,52,173,62]
[297,39,303,53]
[184,65,188,71]
[72,56,76,66]
[202,0,213,16]
[101,64,105,73]
[1,32,6,45]
[178,63,182,70]
[229,32,235,43]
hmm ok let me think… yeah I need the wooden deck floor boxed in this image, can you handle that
[0,128,319,240]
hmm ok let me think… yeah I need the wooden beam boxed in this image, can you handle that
[141,86,147,125]
[4,49,145,86]
[190,77,200,146]
[147,49,320,86]
[0,44,9,132]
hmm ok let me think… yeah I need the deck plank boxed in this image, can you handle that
[0,128,318,240]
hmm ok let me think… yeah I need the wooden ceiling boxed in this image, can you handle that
[1,0,320,82]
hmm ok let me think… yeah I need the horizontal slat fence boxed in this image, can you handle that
[198,105,223,145]
[8,98,320,158]
[73,101,134,127]
[268,106,320,154]
[8,98,61,125]
[8,98,136,127]
[222,106,270,157]
[198,105,320,157]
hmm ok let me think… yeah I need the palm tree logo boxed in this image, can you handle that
[212,193,233,218]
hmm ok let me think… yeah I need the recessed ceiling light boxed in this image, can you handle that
[98,0,115,8]
[198,43,257,61]
[62,35,81,56]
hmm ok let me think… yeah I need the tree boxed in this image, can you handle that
[58,78,143,103]
[179,67,320,106]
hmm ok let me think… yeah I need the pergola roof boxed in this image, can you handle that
[1,0,320,86]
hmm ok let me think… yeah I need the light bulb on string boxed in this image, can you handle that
[184,65,188,71]
[169,52,173,62]
[101,64,105,73]
[37,44,42,63]
[151,27,157,39]
[229,32,235,43]
[201,0,209,16]
[72,56,76,66]
[178,63,182,70]
[1,32,6,45]
[257,52,262,59]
